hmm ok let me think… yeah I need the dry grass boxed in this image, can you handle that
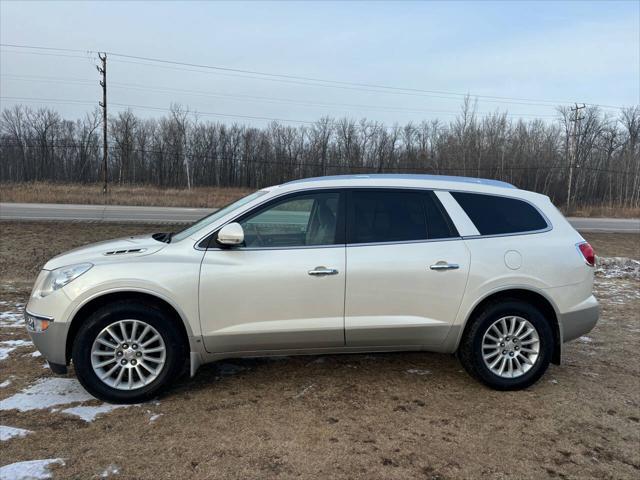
[567,205,640,219]
[0,182,252,208]
[586,232,640,258]
[2,182,639,218]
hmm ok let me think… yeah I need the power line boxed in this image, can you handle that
[3,95,556,130]
[0,43,627,110]
[0,74,562,118]
[0,43,89,54]
[1,96,96,106]
[110,57,621,111]
[5,49,570,109]
[0,49,93,61]
[0,95,399,130]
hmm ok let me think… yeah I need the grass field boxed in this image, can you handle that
[0,182,252,208]
[2,182,639,218]
[0,224,638,479]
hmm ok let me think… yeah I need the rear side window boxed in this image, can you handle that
[451,192,548,235]
[348,190,458,244]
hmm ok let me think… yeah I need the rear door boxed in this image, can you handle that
[344,189,470,347]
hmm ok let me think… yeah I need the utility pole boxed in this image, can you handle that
[567,103,585,212]
[97,53,108,195]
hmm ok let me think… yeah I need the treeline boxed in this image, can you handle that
[1,101,639,209]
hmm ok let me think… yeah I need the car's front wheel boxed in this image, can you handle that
[72,301,186,404]
[458,300,553,390]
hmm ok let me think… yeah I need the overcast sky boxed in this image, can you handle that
[1,0,638,127]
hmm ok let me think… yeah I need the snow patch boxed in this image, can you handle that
[0,458,64,480]
[293,384,315,399]
[0,378,93,412]
[0,378,13,388]
[406,369,431,376]
[594,278,640,303]
[148,413,163,423]
[578,336,593,343]
[101,464,120,477]
[0,339,34,361]
[61,404,130,422]
[0,425,33,441]
[0,302,26,328]
[596,257,640,280]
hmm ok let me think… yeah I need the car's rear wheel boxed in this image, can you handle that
[72,301,186,404]
[458,300,553,390]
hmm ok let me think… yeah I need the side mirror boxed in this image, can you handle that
[216,222,244,247]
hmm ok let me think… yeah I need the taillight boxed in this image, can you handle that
[577,242,595,267]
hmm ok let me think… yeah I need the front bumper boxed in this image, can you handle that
[26,313,70,368]
[558,296,599,343]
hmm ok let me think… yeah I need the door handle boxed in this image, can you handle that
[308,266,339,276]
[429,262,460,271]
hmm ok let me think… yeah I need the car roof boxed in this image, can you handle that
[282,174,517,190]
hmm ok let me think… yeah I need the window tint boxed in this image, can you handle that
[238,192,340,247]
[349,190,427,244]
[451,192,548,235]
[425,191,459,239]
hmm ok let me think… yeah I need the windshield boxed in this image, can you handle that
[171,190,269,243]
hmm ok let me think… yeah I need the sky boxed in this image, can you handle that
[1,0,638,127]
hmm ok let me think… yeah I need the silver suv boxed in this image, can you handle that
[26,174,599,403]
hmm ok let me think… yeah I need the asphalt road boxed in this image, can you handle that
[1,202,639,233]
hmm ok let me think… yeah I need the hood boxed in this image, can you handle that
[43,234,167,270]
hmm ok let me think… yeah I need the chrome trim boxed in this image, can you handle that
[201,244,346,252]
[345,237,462,248]
[25,310,55,322]
[308,267,339,276]
[202,237,464,252]
[461,226,552,240]
[430,263,460,271]
[103,248,147,256]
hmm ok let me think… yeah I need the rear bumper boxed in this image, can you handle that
[558,296,599,343]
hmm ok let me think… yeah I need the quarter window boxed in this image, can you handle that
[238,192,340,247]
[451,192,548,235]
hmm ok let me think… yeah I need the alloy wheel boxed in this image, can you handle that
[90,319,167,390]
[481,316,540,378]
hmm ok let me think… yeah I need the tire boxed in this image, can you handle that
[458,299,553,391]
[72,300,186,404]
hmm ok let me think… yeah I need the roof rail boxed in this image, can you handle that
[283,174,516,189]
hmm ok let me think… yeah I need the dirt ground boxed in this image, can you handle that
[0,223,638,479]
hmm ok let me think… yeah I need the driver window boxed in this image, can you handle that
[239,192,340,248]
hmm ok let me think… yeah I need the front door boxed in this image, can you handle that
[199,190,346,353]
[344,189,470,347]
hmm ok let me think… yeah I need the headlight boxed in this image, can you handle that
[34,263,93,298]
